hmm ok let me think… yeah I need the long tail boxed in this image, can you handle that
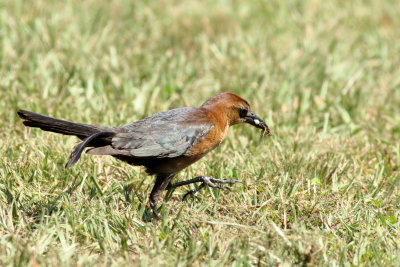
[17,109,117,167]
[17,110,109,138]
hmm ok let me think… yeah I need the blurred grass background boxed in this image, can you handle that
[1,0,400,265]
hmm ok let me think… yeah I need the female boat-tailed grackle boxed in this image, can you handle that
[17,92,271,218]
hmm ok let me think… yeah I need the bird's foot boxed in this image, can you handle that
[167,176,242,201]
[146,199,160,221]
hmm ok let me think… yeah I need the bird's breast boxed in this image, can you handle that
[185,122,229,157]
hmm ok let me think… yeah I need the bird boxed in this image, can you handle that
[17,92,271,218]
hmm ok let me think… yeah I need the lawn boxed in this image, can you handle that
[1,0,399,266]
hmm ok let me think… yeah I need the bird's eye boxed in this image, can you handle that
[239,108,248,118]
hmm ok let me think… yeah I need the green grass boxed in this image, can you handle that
[1,0,400,265]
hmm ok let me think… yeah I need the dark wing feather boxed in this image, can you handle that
[112,108,213,158]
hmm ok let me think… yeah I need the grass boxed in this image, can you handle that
[1,0,400,265]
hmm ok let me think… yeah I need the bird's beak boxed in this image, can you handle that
[245,112,272,136]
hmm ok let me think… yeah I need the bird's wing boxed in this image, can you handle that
[111,107,213,158]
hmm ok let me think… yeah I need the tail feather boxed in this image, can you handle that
[17,109,110,138]
[18,109,119,167]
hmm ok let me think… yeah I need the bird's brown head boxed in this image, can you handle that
[201,92,271,135]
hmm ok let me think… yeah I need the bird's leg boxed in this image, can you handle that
[167,176,242,200]
[149,173,175,219]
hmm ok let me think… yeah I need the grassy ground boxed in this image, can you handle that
[1,0,400,266]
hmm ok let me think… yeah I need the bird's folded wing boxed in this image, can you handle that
[111,108,213,158]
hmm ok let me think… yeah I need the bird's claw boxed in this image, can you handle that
[149,200,161,220]
[181,176,241,201]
